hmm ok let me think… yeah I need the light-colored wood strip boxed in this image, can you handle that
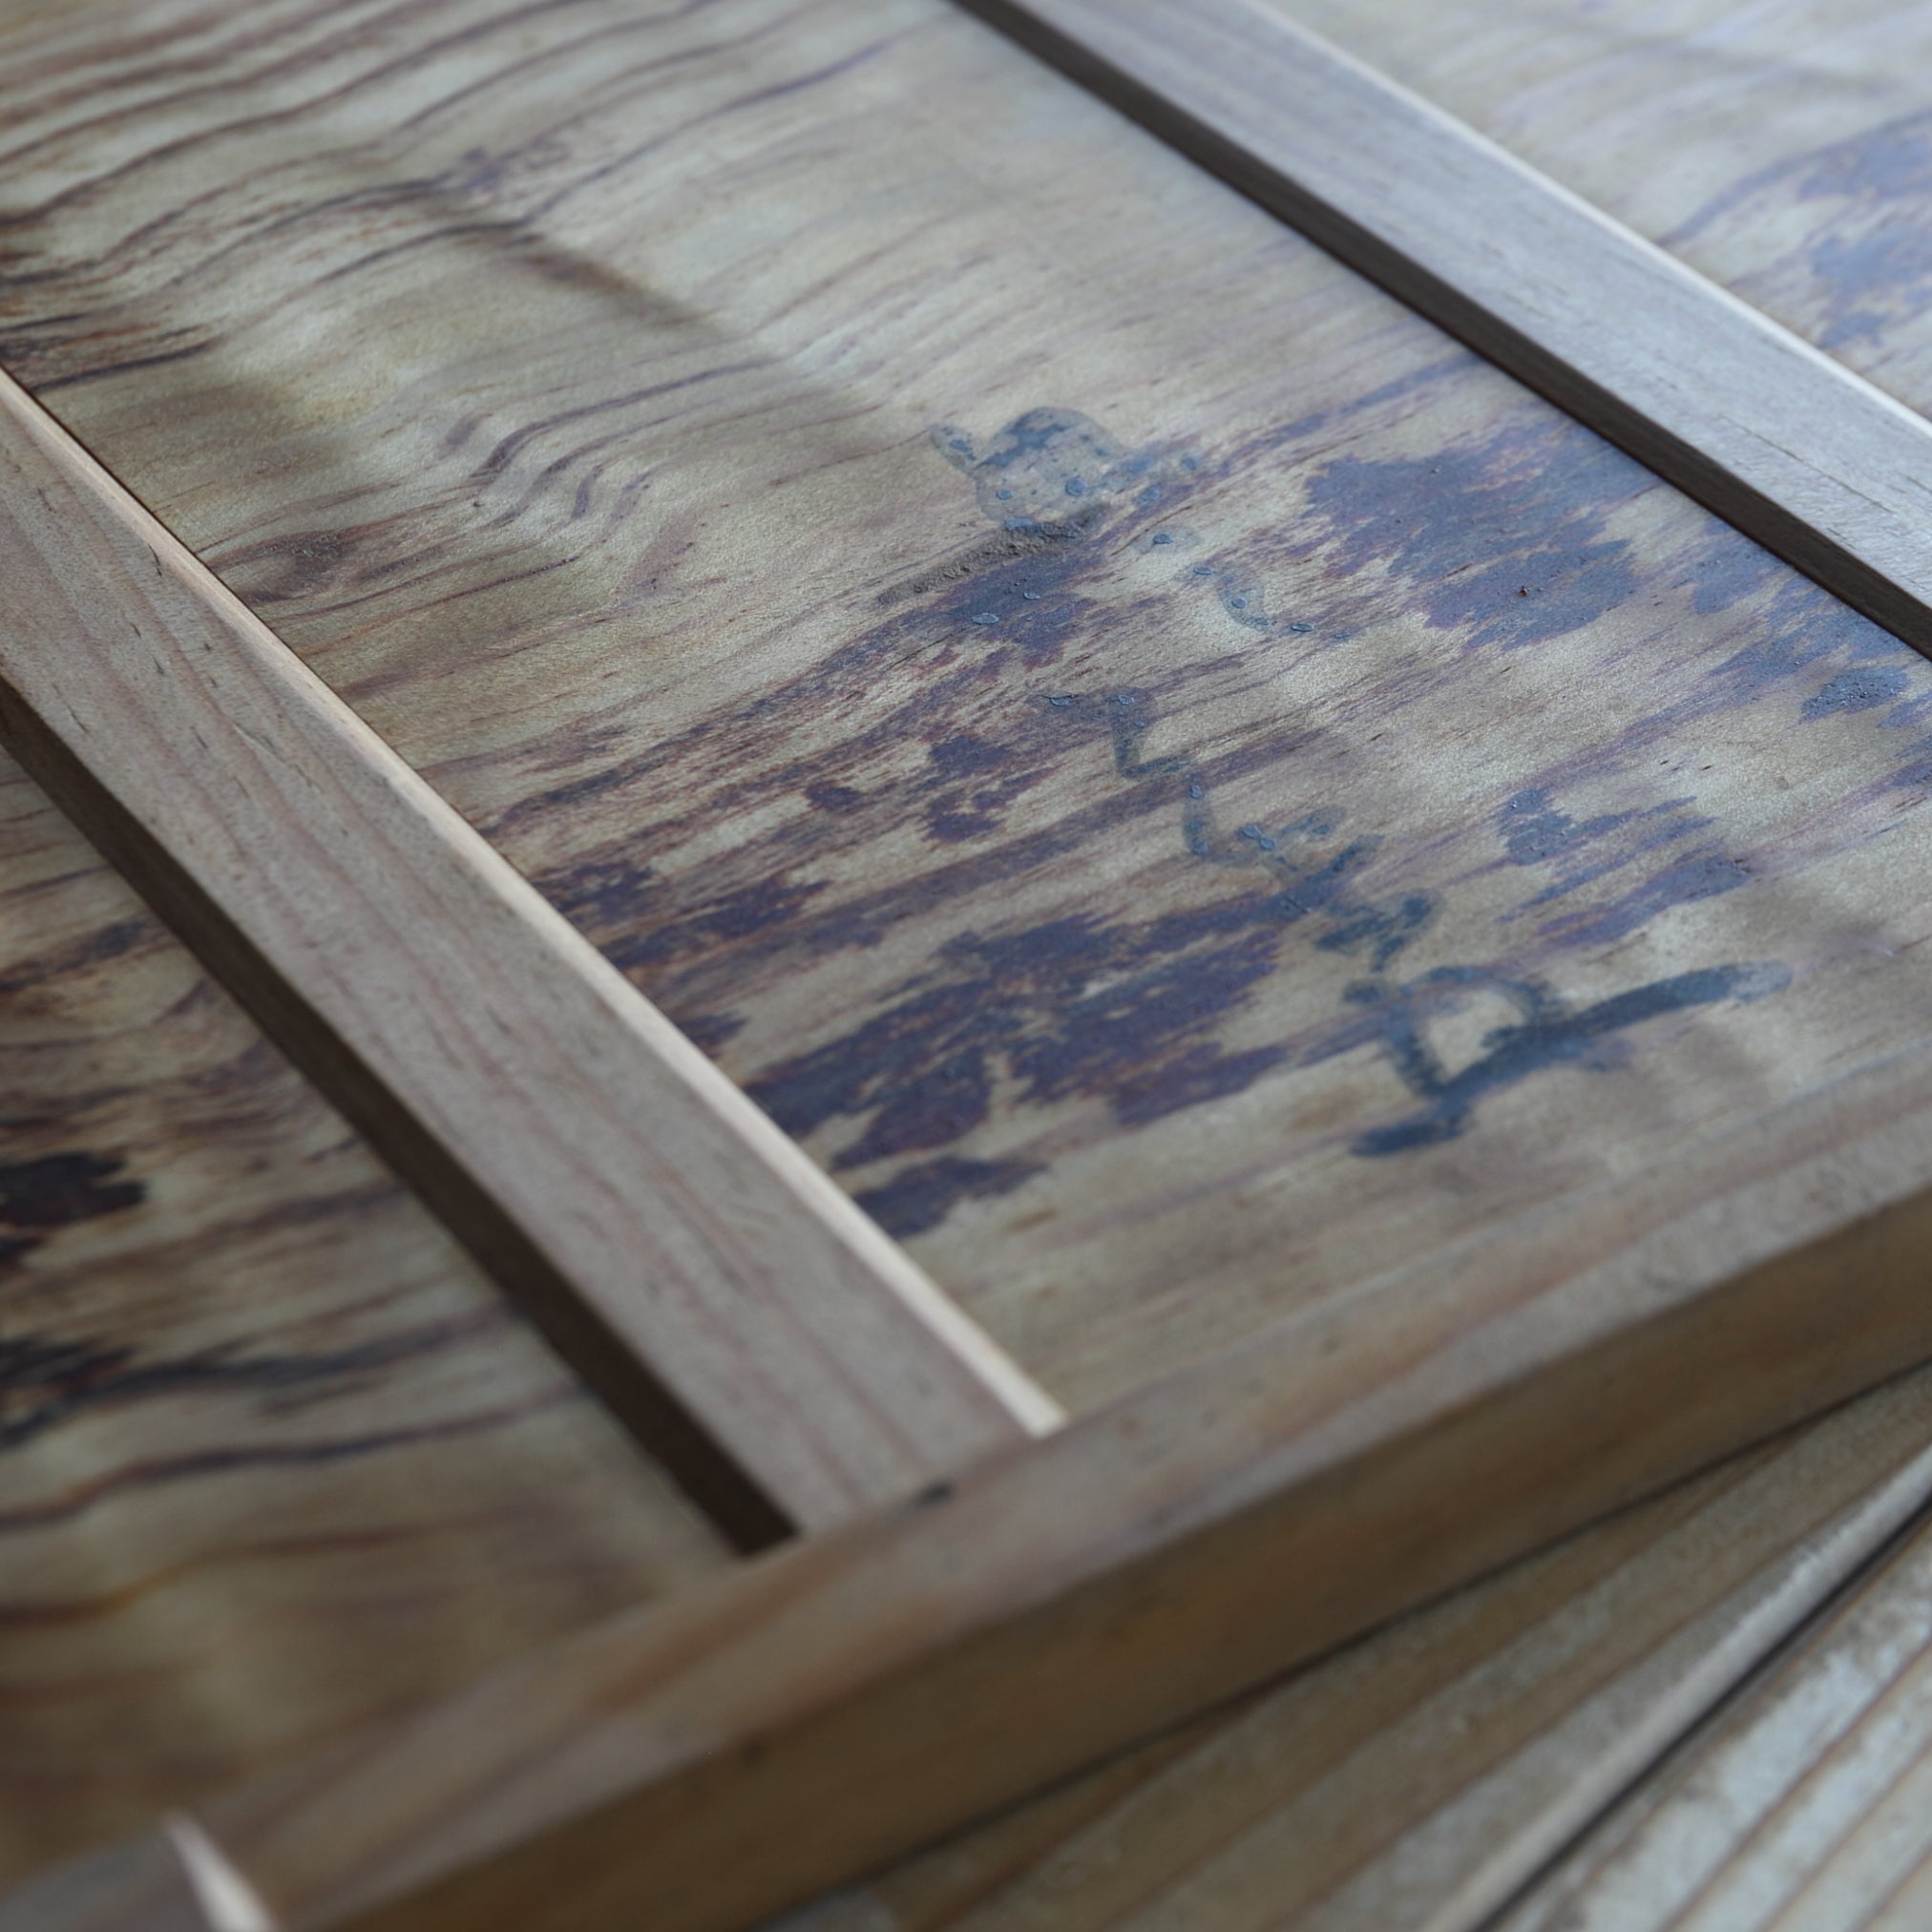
[1272,0,1932,414]
[959,0,1932,652]
[23,1022,1932,1932]
[0,368,1060,1535]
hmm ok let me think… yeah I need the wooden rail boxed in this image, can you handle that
[17,1024,1932,1930]
[961,0,1932,653]
[0,371,1060,1542]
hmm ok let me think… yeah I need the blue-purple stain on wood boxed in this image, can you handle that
[1495,788,1712,904]
[506,401,1907,1240]
[1672,111,1932,368]
[1299,422,1642,649]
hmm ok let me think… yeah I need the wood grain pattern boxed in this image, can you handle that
[0,737,733,1890]
[0,368,1060,1535]
[11,0,1932,1429]
[1497,1457,1932,1932]
[960,0,1932,655]
[776,1364,1932,1932]
[13,3,1932,1920]
[28,1040,1932,1932]
[1276,0,1932,415]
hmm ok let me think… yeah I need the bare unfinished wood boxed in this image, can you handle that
[21,1023,1932,1932]
[10,0,1932,1438]
[0,742,732,1886]
[962,0,1932,653]
[14,5,1932,1918]
[780,1363,1932,1932]
[0,369,1060,1535]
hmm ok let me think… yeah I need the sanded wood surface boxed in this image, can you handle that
[11,2,1932,1923]
[0,370,1059,1533]
[8,0,1932,1433]
[25,1049,1932,1932]
[0,744,731,1890]
[778,1365,1932,1932]
[963,0,1932,653]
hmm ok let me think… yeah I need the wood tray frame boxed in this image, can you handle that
[8,4,1932,1926]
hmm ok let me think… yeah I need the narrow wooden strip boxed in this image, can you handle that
[21,1025,1932,1932]
[956,0,1932,653]
[0,370,1061,1536]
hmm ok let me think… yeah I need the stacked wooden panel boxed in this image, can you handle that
[3,0,1932,1925]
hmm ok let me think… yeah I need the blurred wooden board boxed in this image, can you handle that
[1499,1443,1932,1932]
[0,746,731,1887]
[8,0,1932,1422]
[777,1365,1932,1932]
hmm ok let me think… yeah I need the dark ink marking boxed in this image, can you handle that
[1349,961,1790,1154]
[1494,786,1713,919]
[742,692,1437,1228]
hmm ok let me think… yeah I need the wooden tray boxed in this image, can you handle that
[6,0,1932,1925]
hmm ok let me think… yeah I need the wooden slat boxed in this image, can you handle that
[1275,0,1932,417]
[780,1362,1932,1932]
[0,369,1060,1537]
[21,1023,1932,1932]
[960,0,1932,653]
